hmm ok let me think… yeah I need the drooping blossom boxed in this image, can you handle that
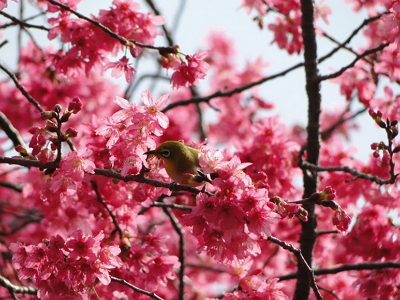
[170,51,210,89]
[104,56,136,83]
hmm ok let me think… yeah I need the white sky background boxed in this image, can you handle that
[0,0,391,160]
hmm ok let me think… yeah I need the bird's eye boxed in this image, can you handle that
[161,149,170,158]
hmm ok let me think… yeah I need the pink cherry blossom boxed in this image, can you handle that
[139,90,170,129]
[0,0,17,10]
[104,56,136,83]
[170,51,210,89]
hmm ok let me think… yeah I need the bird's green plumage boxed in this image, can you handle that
[145,141,205,186]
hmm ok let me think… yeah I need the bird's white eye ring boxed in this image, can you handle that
[161,149,170,158]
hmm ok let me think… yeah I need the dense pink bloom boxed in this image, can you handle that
[268,12,303,54]
[46,0,164,76]
[11,230,122,298]
[170,51,210,89]
[95,91,170,175]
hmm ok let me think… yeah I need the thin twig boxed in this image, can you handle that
[318,12,389,64]
[278,261,400,281]
[0,62,44,113]
[0,180,23,193]
[267,236,322,300]
[110,276,164,300]
[300,160,398,185]
[172,0,187,32]
[315,230,338,237]
[144,0,174,46]
[319,42,390,81]
[91,181,124,238]
[161,13,390,114]
[0,10,49,31]
[0,275,37,295]
[17,0,24,65]
[322,32,373,65]
[0,111,28,149]
[160,201,185,300]
[320,106,367,141]
[162,62,304,112]
[150,202,193,211]
[317,285,340,300]
[123,73,168,100]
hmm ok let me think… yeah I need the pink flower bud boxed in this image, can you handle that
[333,209,351,232]
[68,97,83,114]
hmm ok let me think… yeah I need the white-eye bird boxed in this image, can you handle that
[144,141,211,186]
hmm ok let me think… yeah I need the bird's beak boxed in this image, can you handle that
[144,150,158,155]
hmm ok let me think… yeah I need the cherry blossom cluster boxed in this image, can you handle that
[218,276,289,299]
[334,205,400,299]
[160,47,210,89]
[46,0,164,76]
[11,230,122,298]
[95,90,169,176]
[44,0,211,89]
[241,0,332,55]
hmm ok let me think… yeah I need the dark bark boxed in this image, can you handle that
[295,0,321,299]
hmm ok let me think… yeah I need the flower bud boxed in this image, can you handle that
[64,127,78,139]
[41,111,56,120]
[68,97,83,114]
[320,186,336,201]
[54,104,62,113]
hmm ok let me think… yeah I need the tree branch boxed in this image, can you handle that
[0,10,49,31]
[296,0,321,299]
[268,236,322,300]
[110,276,164,300]
[318,12,389,64]
[0,156,209,195]
[162,62,304,112]
[160,13,389,114]
[300,160,398,185]
[0,111,28,149]
[278,261,400,281]
[0,275,37,296]
[319,42,390,81]
[0,180,23,193]
[0,62,44,113]
[143,0,174,46]
[150,202,193,211]
[320,106,367,141]
[91,180,124,239]
[160,200,185,300]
